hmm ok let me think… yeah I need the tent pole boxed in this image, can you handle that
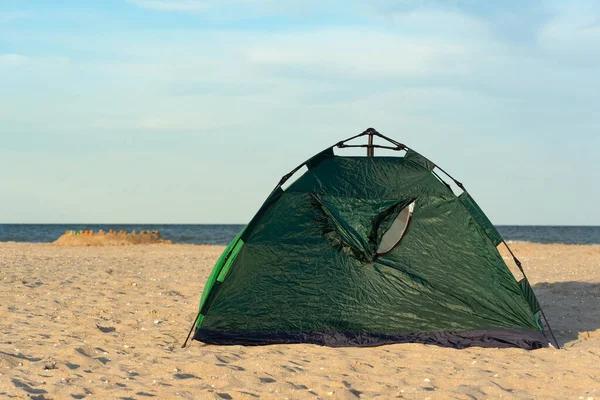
[367,130,374,157]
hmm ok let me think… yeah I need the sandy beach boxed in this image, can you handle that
[1,242,598,399]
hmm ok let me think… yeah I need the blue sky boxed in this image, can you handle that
[1,0,599,224]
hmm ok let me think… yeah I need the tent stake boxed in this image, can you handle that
[182,311,201,348]
[538,306,561,349]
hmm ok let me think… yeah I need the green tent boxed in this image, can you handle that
[189,128,556,350]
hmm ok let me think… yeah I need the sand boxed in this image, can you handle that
[1,242,599,399]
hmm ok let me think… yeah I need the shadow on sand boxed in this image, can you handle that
[533,281,600,347]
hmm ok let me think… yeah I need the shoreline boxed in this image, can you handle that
[1,240,600,246]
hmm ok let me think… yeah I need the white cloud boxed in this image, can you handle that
[245,29,469,78]
[0,54,29,67]
[0,11,29,23]
[387,8,490,38]
[0,54,70,72]
[134,112,242,131]
[538,12,600,65]
[125,0,352,18]
[126,0,208,12]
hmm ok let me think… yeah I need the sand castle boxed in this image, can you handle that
[53,229,172,246]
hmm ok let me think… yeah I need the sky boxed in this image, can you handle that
[1,0,599,224]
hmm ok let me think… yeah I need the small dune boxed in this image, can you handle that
[53,230,172,246]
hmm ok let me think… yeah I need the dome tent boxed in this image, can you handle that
[185,128,557,350]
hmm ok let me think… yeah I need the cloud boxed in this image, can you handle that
[0,11,30,23]
[387,8,489,36]
[0,54,69,69]
[134,112,243,131]
[126,0,208,12]
[0,54,29,67]
[125,0,355,18]
[537,4,600,66]
[244,29,469,79]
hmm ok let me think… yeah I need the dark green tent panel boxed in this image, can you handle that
[192,129,550,350]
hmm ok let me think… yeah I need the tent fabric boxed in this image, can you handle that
[458,192,504,246]
[404,148,436,171]
[193,144,548,350]
[518,278,542,314]
[196,227,245,327]
[196,328,547,349]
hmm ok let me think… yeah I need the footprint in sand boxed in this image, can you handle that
[238,391,260,398]
[11,378,48,395]
[287,382,308,390]
[215,363,245,371]
[173,373,199,380]
[342,380,363,398]
[136,391,157,397]
[281,364,303,373]
[21,279,44,288]
[0,350,42,364]
[96,324,116,333]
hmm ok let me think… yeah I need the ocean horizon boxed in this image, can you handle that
[1,224,599,245]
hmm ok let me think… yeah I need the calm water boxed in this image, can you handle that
[496,226,600,245]
[0,224,599,245]
[0,224,245,245]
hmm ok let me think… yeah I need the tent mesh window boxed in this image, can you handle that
[377,201,415,255]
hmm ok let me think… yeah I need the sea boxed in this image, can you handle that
[0,224,599,245]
